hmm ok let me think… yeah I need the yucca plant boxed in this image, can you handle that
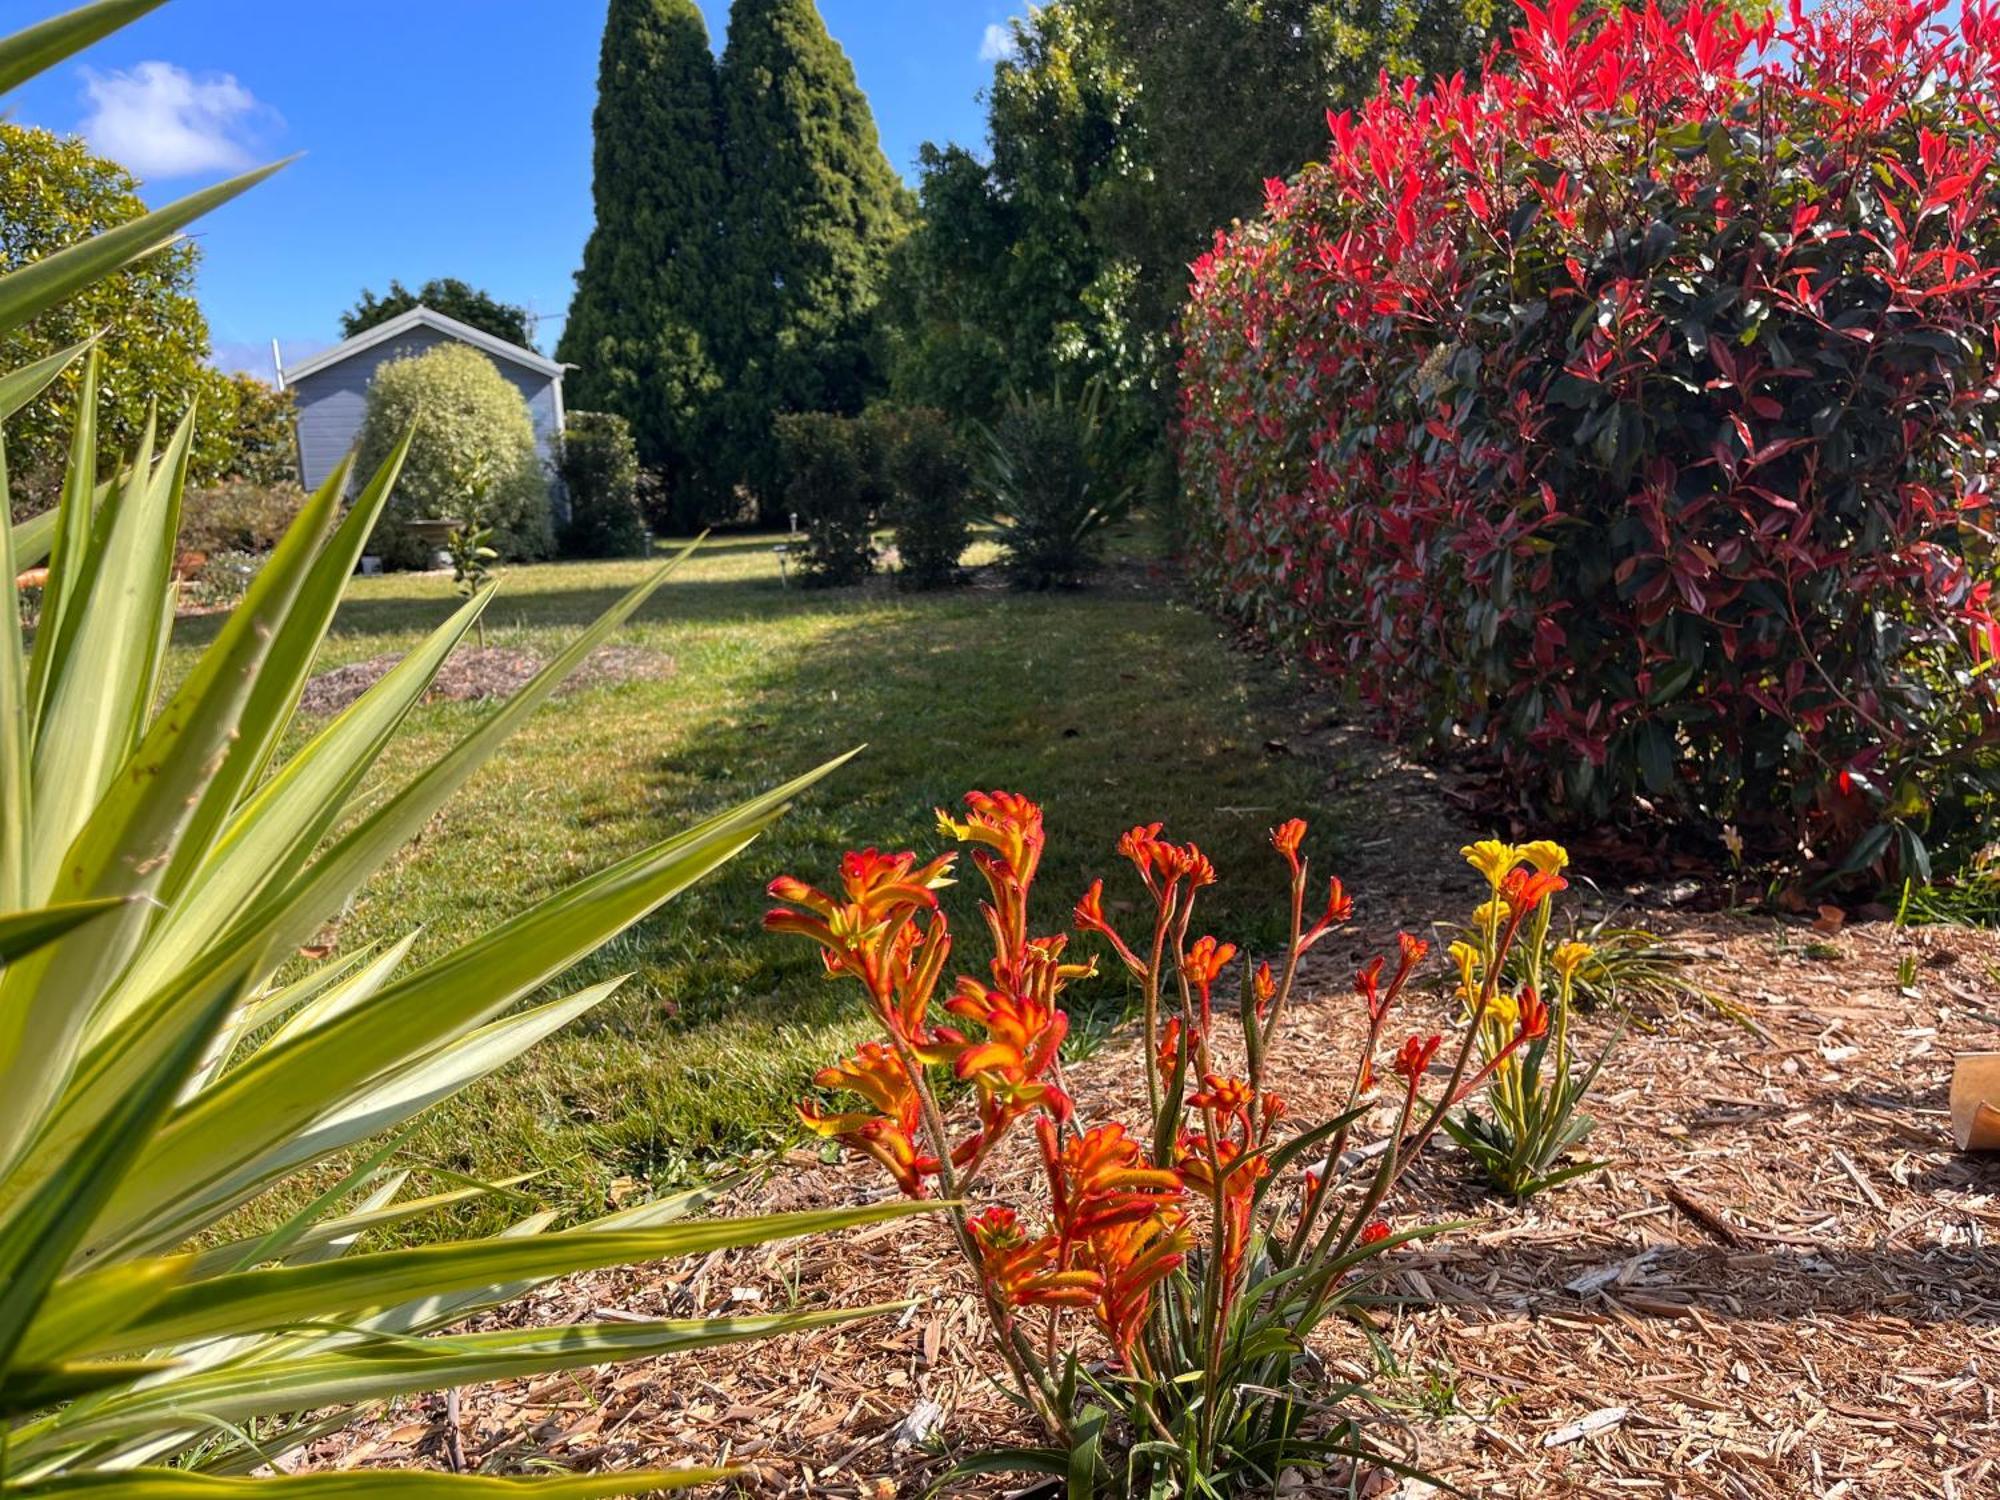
[978,379,1134,590]
[0,3,922,1492]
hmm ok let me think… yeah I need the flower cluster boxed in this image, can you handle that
[773,793,1593,1485]
[768,794,1084,1199]
[1179,0,2000,879]
[1442,838,1620,1197]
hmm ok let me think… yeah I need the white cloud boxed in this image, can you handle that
[979,22,1018,64]
[79,61,275,179]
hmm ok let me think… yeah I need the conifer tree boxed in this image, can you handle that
[717,0,908,512]
[558,0,727,527]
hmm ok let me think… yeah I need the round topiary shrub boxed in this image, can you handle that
[355,342,553,570]
[557,410,648,558]
[1179,0,2000,881]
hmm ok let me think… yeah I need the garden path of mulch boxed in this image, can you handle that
[295,645,675,717]
[297,717,2000,1498]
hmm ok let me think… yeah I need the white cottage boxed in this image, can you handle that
[283,305,568,494]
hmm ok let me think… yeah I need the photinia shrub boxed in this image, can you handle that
[768,793,1579,1491]
[1179,0,2000,880]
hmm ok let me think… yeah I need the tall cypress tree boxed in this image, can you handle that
[558,0,727,527]
[718,0,908,511]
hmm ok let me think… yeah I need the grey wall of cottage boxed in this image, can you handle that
[289,326,565,504]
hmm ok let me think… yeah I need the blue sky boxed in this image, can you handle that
[8,1,1025,379]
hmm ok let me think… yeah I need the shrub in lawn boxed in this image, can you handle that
[1179,0,2000,884]
[179,476,308,555]
[558,409,649,557]
[0,2,919,1486]
[356,340,554,569]
[178,548,263,610]
[775,409,884,585]
[981,378,1133,589]
[768,794,1576,1492]
[1440,840,1621,1197]
[879,405,973,588]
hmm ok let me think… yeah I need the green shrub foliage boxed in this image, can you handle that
[775,410,883,586]
[983,380,1132,590]
[355,342,553,570]
[558,410,649,558]
[179,478,309,556]
[1180,0,2000,881]
[880,406,972,589]
[2,123,209,511]
[192,370,298,490]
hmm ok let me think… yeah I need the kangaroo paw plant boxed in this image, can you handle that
[769,795,1576,1493]
[1440,842,1623,1198]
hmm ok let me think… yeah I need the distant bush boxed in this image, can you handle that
[355,342,553,570]
[191,370,298,489]
[558,410,649,558]
[634,466,675,537]
[775,411,884,586]
[177,549,262,611]
[180,478,307,555]
[1179,0,2000,881]
[982,379,1132,589]
[879,406,973,589]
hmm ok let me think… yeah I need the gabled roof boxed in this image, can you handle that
[284,305,565,385]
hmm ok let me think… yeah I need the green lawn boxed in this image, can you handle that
[174,532,1341,1235]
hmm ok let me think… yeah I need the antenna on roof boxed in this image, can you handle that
[271,337,287,390]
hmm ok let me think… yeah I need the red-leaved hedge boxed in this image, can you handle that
[1179,0,2000,878]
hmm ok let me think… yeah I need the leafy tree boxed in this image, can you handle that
[880,6,1144,428]
[341,276,536,348]
[557,0,729,530]
[189,369,297,488]
[1086,0,1497,353]
[880,0,1499,465]
[0,123,212,514]
[718,0,909,515]
[877,144,1016,420]
[354,342,553,569]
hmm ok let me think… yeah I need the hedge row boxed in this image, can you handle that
[1178,0,2000,878]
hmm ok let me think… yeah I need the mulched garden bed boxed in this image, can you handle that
[296,645,675,717]
[295,720,2000,1498]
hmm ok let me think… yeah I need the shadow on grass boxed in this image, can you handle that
[384,573,1342,1216]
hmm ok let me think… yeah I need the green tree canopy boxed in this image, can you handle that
[557,0,728,529]
[190,370,297,490]
[718,0,909,514]
[882,6,1142,426]
[881,0,1498,453]
[355,342,552,569]
[341,276,536,348]
[0,122,212,513]
[1088,0,1496,352]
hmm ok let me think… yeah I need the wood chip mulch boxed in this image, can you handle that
[295,645,675,717]
[296,722,2000,1498]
